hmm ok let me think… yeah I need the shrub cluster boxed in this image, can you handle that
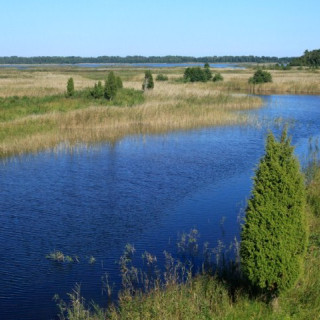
[248,69,272,84]
[90,72,123,100]
[184,64,212,82]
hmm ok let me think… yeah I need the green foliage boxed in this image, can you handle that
[90,74,123,100]
[142,70,154,90]
[116,76,123,89]
[104,71,118,100]
[66,77,75,97]
[290,49,320,67]
[204,63,212,80]
[240,129,308,296]
[183,67,207,82]
[90,81,104,99]
[156,74,169,81]
[0,55,292,64]
[306,169,320,217]
[212,73,224,82]
[112,88,145,107]
[183,65,214,82]
[255,64,291,71]
[248,69,272,84]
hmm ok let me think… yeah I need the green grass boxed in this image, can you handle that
[0,88,144,123]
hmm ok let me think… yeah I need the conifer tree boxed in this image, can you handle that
[91,81,104,99]
[240,129,307,296]
[104,71,118,100]
[204,63,212,80]
[142,70,154,90]
[66,77,75,97]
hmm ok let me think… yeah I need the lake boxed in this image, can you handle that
[0,63,243,69]
[0,94,319,319]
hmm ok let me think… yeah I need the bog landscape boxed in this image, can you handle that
[1,50,320,319]
[1,2,320,319]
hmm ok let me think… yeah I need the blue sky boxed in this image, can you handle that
[1,0,319,57]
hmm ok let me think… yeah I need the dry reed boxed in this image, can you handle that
[0,81,262,158]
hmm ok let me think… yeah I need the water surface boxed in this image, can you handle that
[0,63,243,69]
[0,95,319,319]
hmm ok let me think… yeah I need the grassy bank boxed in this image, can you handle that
[1,66,319,159]
[57,167,320,320]
[0,79,261,158]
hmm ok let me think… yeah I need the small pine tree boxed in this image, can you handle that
[204,63,212,80]
[142,70,154,90]
[90,81,104,99]
[67,77,75,97]
[104,71,118,100]
[240,129,307,297]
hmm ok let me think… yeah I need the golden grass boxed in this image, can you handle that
[211,69,320,94]
[2,66,318,158]
[0,70,95,97]
[0,81,262,158]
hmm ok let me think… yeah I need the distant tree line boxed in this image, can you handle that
[290,49,320,67]
[0,55,293,65]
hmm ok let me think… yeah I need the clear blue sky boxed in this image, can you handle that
[1,0,319,57]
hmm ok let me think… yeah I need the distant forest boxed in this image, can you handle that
[290,49,320,67]
[0,55,293,65]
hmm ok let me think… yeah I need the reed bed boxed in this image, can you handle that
[2,66,318,158]
[0,82,262,158]
[211,69,320,94]
[0,71,95,97]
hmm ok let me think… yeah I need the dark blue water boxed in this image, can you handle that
[0,63,243,69]
[0,95,319,319]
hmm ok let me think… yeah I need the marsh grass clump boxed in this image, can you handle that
[305,138,320,216]
[46,250,65,262]
[46,250,75,263]
[88,256,96,264]
[156,74,169,81]
[212,72,224,82]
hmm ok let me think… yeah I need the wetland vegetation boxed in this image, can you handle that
[0,64,319,159]
[1,62,320,319]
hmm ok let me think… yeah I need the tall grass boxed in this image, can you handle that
[1,67,319,158]
[0,82,261,159]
